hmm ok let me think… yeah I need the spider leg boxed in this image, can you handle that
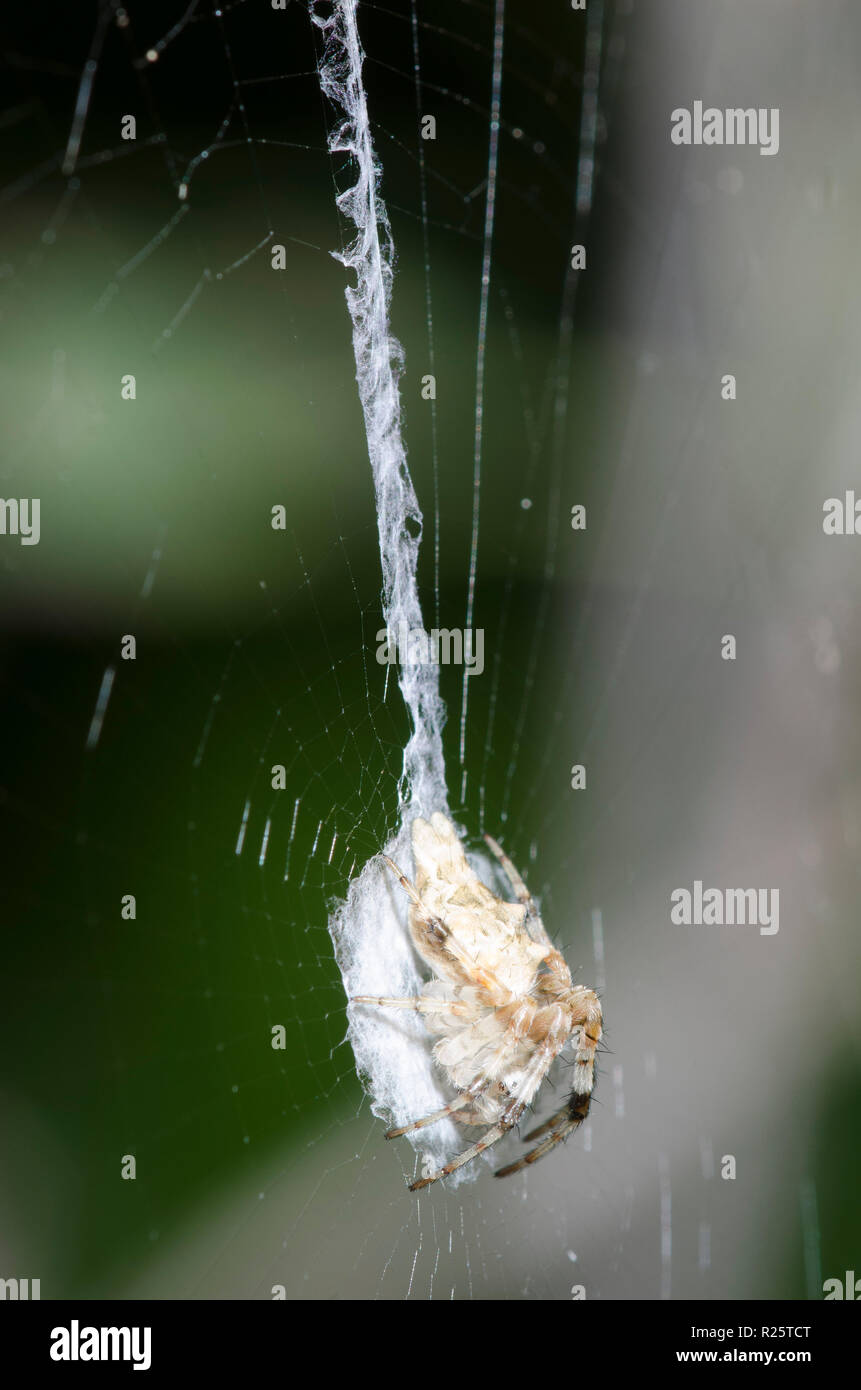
[482,833,553,947]
[384,1092,474,1139]
[409,1104,526,1191]
[386,1027,524,1142]
[521,1101,572,1143]
[495,1092,592,1178]
[382,855,505,991]
[351,994,465,1016]
[411,1033,565,1188]
[482,833,536,911]
[494,1121,579,1177]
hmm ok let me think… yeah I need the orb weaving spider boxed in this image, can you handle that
[353,813,602,1190]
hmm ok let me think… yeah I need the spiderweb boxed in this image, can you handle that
[3,0,861,1301]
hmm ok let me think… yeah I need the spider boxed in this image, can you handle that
[353,812,602,1191]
